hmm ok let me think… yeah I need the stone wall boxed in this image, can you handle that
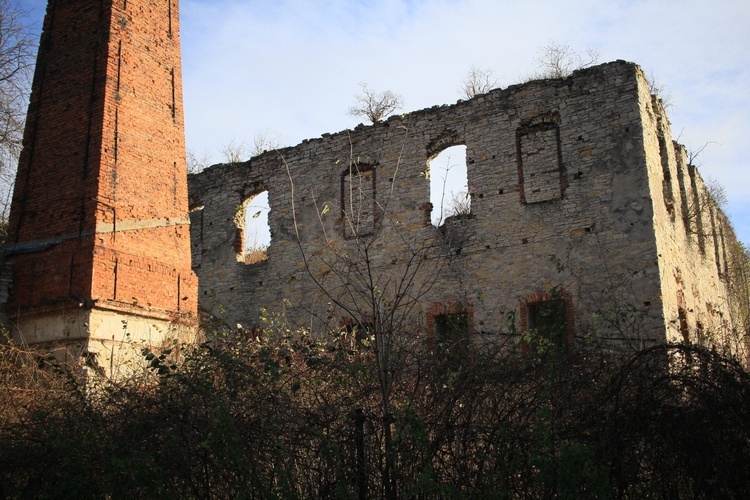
[640,85,744,354]
[189,61,740,353]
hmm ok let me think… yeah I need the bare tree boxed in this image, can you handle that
[348,83,403,124]
[187,132,283,174]
[646,70,672,108]
[705,177,727,209]
[532,41,599,79]
[461,66,498,99]
[186,149,211,174]
[250,130,281,156]
[221,138,250,164]
[0,0,36,223]
[686,141,717,169]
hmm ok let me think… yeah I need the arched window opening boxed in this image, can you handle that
[236,190,270,265]
[428,145,469,226]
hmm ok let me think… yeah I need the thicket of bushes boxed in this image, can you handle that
[1,328,749,499]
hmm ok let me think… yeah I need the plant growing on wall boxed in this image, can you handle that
[529,41,599,80]
[460,65,498,99]
[348,83,404,124]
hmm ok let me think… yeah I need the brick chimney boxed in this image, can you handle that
[5,0,197,375]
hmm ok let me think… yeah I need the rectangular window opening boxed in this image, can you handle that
[434,312,470,366]
[527,299,569,350]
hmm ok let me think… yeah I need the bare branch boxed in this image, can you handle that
[687,141,718,167]
[531,41,599,79]
[186,149,211,174]
[705,177,727,209]
[646,71,673,108]
[250,131,281,157]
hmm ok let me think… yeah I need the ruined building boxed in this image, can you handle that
[4,0,197,371]
[190,61,746,357]
[2,1,745,365]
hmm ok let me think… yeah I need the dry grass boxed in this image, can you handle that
[244,247,268,265]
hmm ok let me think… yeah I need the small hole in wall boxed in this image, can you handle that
[522,238,528,244]
[644,301,651,306]
[499,189,504,195]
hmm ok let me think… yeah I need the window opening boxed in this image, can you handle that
[235,190,270,265]
[528,300,568,349]
[687,163,706,254]
[522,298,572,353]
[709,203,722,277]
[341,317,375,346]
[434,312,470,367]
[517,120,563,204]
[696,321,705,346]
[678,307,690,343]
[189,205,205,269]
[675,153,690,238]
[428,145,468,226]
[657,122,675,220]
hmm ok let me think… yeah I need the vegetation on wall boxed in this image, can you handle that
[348,83,404,124]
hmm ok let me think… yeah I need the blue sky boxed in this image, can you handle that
[20,0,750,244]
